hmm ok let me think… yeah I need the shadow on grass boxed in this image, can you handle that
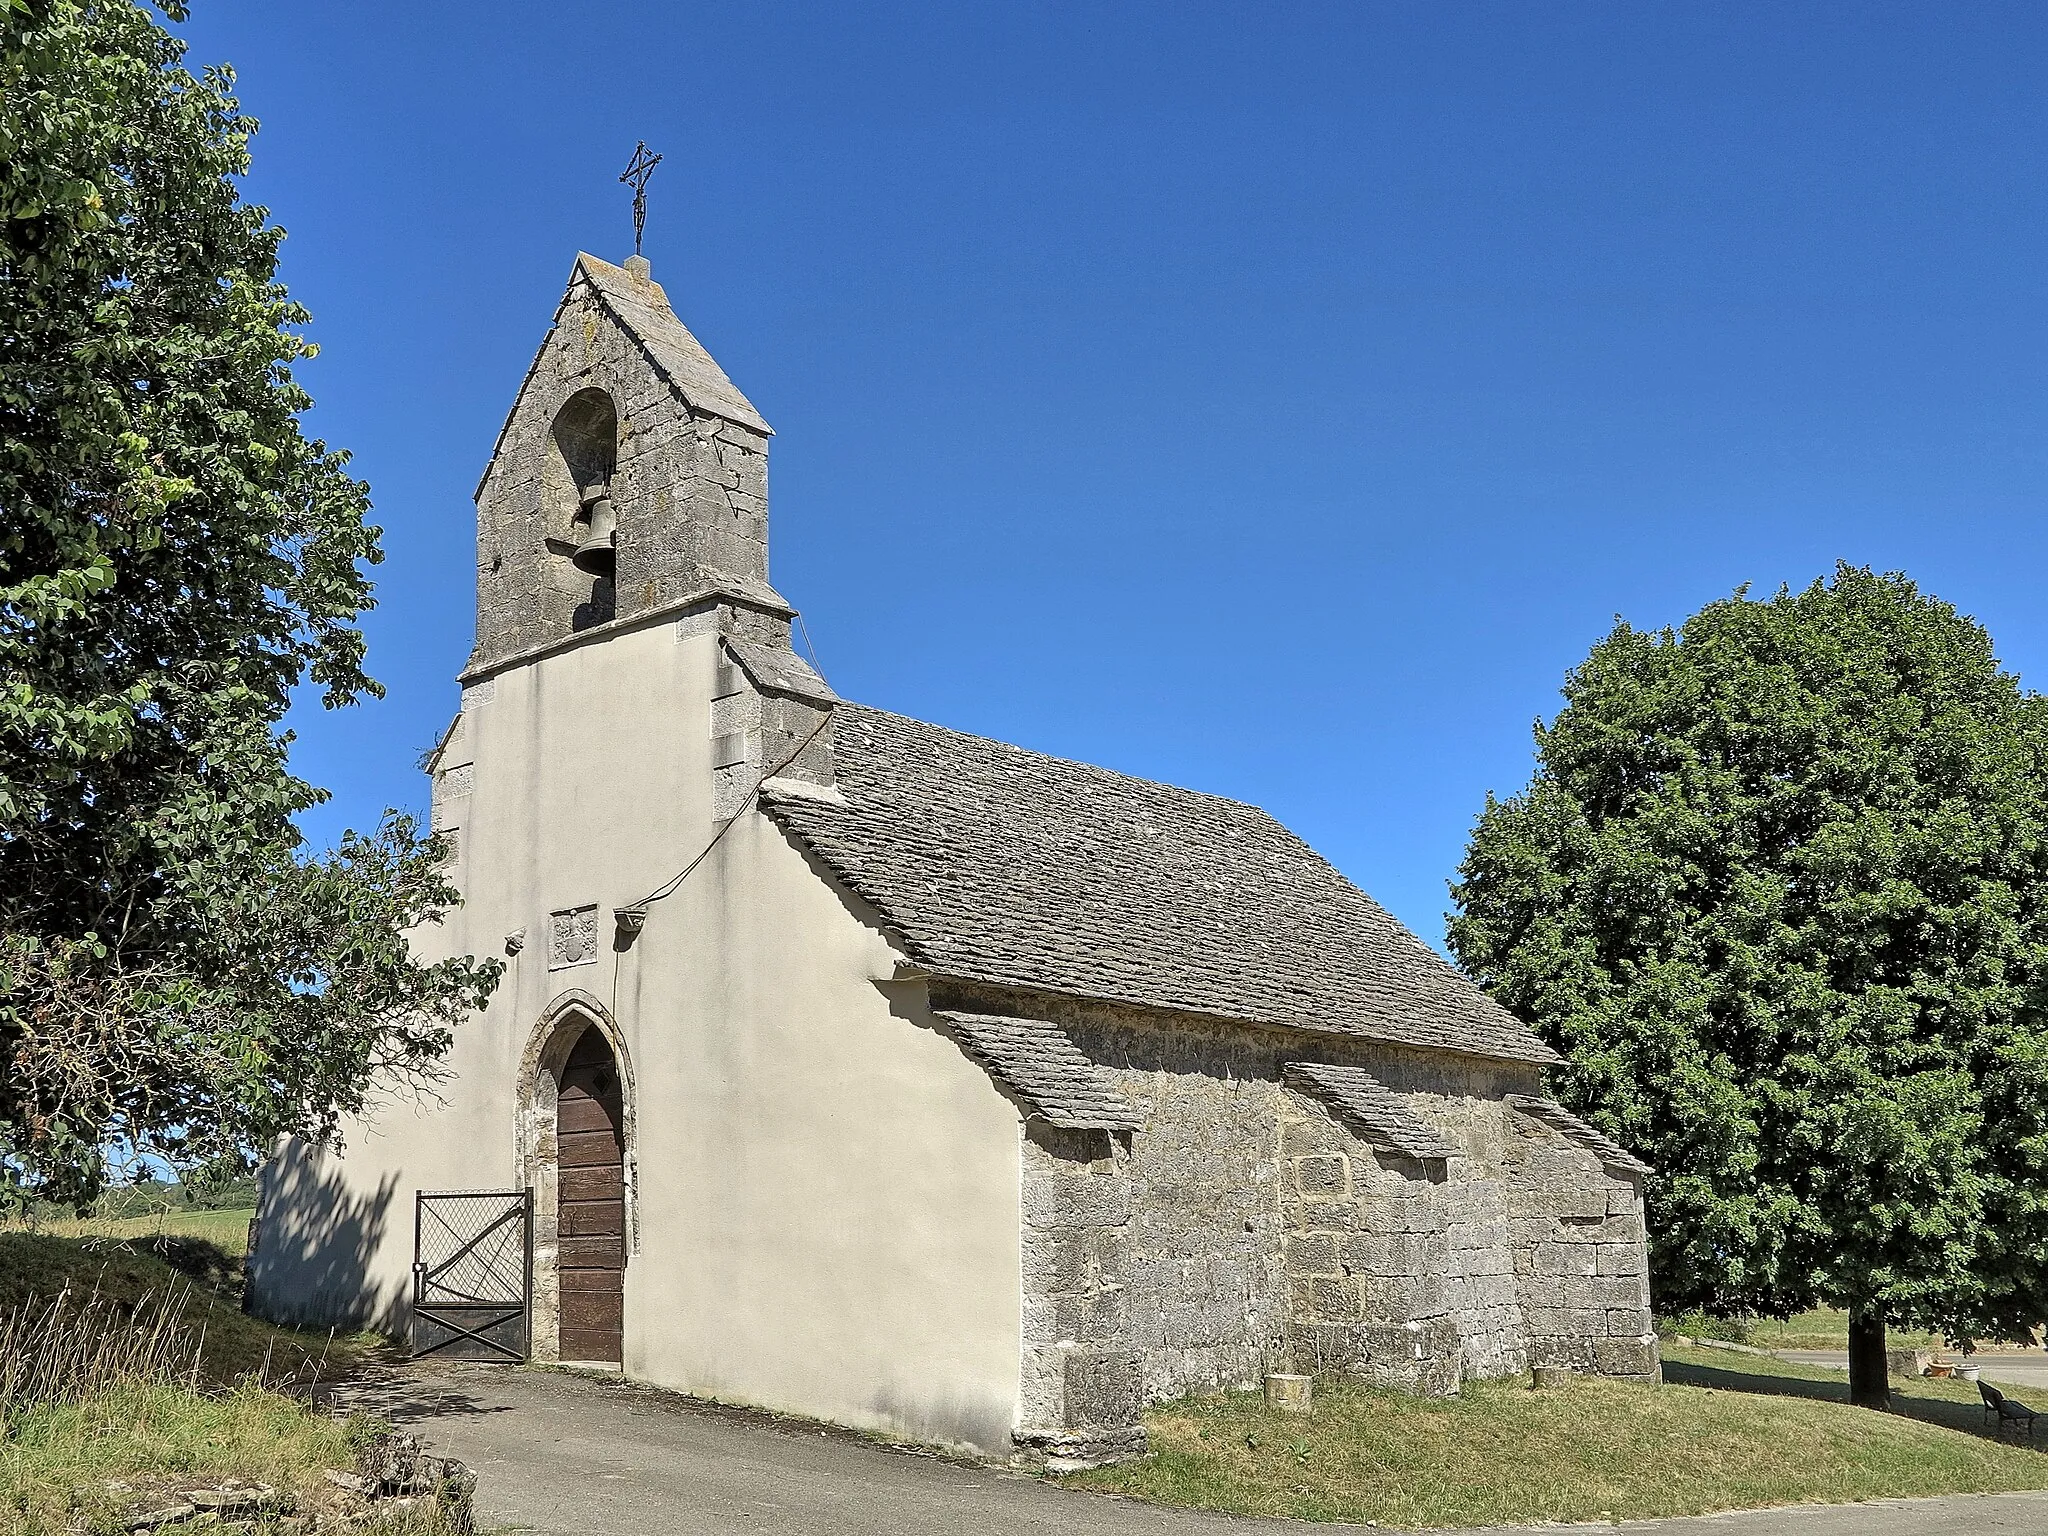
[1665,1357,2035,1449]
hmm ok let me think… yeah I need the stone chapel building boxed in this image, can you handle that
[248,251,1657,1461]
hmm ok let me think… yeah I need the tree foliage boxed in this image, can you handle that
[1450,566,2048,1352]
[0,0,497,1202]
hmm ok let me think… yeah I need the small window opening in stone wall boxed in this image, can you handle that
[545,388,619,628]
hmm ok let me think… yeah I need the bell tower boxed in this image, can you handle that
[469,253,777,668]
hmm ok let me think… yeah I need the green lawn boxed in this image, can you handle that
[1066,1344,2048,1528]
[1664,1306,2040,1354]
[1740,1309,1945,1352]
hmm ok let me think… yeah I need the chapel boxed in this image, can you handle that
[248,252,1657,1461]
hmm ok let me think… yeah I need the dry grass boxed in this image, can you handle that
[1067,1344,2048,1528]
[0,1381,453,1536]
[0,1238,433,1535]
[9,1207,257,1253]
[0,1232,378,1385]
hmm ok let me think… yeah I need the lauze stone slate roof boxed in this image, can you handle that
[761,705,1560,1066]
[724,638,837,706]
[937,1011,1144,1131]
[1507,1095,1651,1175]
[1284,1063,1457,1161]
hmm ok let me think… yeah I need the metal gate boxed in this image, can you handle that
[411,1189,532,1361]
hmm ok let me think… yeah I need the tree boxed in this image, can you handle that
[0,0,497,1203]
[1449,564,2048,1409]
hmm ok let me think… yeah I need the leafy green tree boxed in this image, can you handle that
[0,0,496,1203]
[1450,565,2048,1409]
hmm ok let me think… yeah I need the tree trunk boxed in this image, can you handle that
[1849,1305,1891,1410]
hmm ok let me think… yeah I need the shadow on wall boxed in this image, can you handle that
[246,1139,403,1335]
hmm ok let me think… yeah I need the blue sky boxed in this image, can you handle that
[180,1,2048,952]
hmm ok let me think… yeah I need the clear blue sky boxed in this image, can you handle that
[179,1,2048,952]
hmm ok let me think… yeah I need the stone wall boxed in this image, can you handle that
[952,984,1656,1448]
[1507,1119,1656,1378]
[1278,1091,1463,1395]
[709,647,835,819]
[1016,1124,1145,1463]
[473,264,772,669]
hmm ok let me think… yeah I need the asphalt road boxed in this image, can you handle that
[342,1363,2048,1536]
[1777,1350,2048,1392]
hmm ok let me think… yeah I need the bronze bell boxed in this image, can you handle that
[571,485,617,578]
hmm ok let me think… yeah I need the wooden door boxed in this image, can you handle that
[556,1026,625,1364]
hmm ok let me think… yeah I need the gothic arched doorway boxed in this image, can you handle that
[517,993,634,1366]
[555,1024,625,1364]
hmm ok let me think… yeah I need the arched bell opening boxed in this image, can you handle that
[517,993,636,1366]
[544,388,620,629]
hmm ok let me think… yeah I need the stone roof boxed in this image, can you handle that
[575,254,771,435]
[724,638,837,706]
[761,705,1561,1066]
[1507,1095,1651,1175]
[937,1011,1144,1131]
[1284,1063,1456,1161]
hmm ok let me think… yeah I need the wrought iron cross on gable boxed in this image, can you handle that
[620,141,663,257]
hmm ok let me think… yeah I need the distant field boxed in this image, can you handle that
[1745,1309,1944,1351]
[3,1206,255,1252]
[1681,1309,2031,1353]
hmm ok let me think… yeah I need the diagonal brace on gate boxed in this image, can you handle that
[412,1189,533,1361]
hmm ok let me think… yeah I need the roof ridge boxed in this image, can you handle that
[835,702,1274,819]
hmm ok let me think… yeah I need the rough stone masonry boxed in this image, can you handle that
[969,990,1656,1454]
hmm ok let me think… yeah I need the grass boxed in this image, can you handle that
[0,1230,379,1385]
[12,1206,258,1253]
[0,1380,396,1536]
[0,1230,441,1535]
[1066,1344,2048,1528]
[1661,1306,2028,1353]
[1739,1309,1944,1352]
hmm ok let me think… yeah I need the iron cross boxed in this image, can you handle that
[619,141,664,257]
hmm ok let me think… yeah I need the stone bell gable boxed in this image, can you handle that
[471,253,775,668]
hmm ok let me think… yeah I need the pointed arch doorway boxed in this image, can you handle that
[519,993,634,1368]
[556,1026,625,1364]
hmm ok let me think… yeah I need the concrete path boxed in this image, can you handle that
[341,1363,2048,1536]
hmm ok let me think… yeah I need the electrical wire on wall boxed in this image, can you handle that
[623,628,835,916]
